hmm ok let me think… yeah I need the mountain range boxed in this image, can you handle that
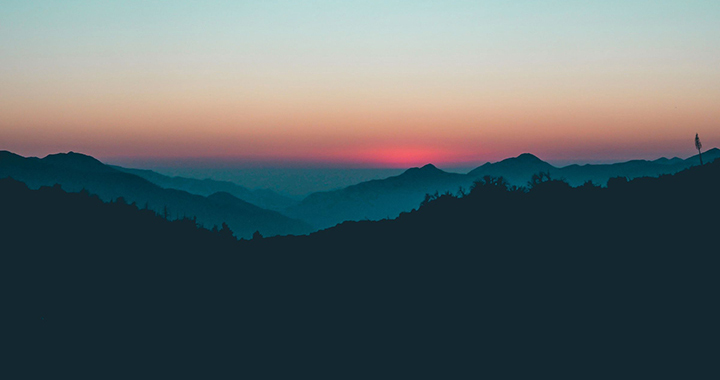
[4,155,719,377]
[2,148,717,234]
[284,164,470,229]
[285,148,720,229]
[112,166,298,211]
[0,151,311,239]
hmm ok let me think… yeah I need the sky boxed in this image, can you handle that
[1,0,719,167]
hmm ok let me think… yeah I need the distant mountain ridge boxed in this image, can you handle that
[112,166,298,211]
[467,153,556,185]
[550,148,720,186]
[3,148,717,235]
[287,148,720,229]
[0,151,311,238]
[42,151,112,172]
[286,162,471,229]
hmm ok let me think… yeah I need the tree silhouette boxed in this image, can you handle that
[469,176,510,196]
[695,133,703,165]
[219,222,235,239]
[528,171,552,189]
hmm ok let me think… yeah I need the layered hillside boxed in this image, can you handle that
[0,151,311,238]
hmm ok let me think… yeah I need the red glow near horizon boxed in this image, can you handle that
[316,146,485,168]
[93,145,491,169]
[343,148,439,167]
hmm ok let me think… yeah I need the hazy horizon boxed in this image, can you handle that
[3,145,708,196]
[104,147,708,196]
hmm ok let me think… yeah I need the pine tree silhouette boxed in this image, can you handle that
[695,133,703,165]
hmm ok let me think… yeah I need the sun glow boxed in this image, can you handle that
[326,146,479,168]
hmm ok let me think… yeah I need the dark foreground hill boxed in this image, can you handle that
[3,160,720,376]
[0,150,311,238]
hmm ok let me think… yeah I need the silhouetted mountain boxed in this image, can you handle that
[653,156,684,165]
[0,151,311,238]
[685,147,720,165]
[287,149,720,229]
[554,147,720,186]
[470,149,720,187]
[42,151,113,172]
[4,160,718,377]
[112,165,298,211]
[401,163,445,177]
[468,153,555,184]
[285,163,471,229]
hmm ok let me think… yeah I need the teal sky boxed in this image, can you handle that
[1,0,719,166]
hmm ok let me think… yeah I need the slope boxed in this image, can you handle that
[0,151,311,238]
[112,165,298,211]
[285,164,471,229]
[4,160,718,377]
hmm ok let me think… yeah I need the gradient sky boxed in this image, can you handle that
[1,0,719,167]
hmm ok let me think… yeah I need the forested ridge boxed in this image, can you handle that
[2,160,719,377]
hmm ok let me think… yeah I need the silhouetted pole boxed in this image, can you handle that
[695,133,703,165]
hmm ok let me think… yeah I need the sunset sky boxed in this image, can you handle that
[1,0,718,167]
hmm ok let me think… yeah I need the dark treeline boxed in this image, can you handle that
[2,161,720,377]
